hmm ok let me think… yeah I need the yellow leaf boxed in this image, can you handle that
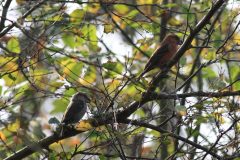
[131,127,145,134]
[204,51,216,60]
[27,15,32,21]
[8,118,20,132]
[96,126,106,131]
[137,0,153,4]
[70,9,85,24]
[120,23,126,30]
[208,112,226,124]
[79,66,97,85]
[112,15,121,22]
[87,2,100,13]
[103,24,114,34]
[0,131,6,141]
[75,119,93,131]
[136,39,144,44]
[233,34,240,44]
[16,0,25,4]
[7,37,20,54]
[166,17,182,26]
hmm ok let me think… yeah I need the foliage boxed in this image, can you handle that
[0,0,240,160]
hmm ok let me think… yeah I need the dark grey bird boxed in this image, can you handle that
[60,92,90,136]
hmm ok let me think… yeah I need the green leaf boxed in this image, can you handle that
[88,25,98,45]
[48,81,65,92]
[230,66,240,80]
[115,132,126,139]
[60,152,72,159]
[79,50,89,58]
[175,105,186,112]
[62,32,75,49]
[204,51,216,60]
[131,127,145,134]
[24,89,33,95]
[81,25,98,45]
[76,36,85,47]
[180,56,187,65]
[64,88,76,97]
[153,23,160,28]
[51,99,68,114]
[134,93,142,101]
[161,139,171,145]
[126,10,139,18]
[48,117,60,124]
[233,81,240,90]
[111,154,119,159]
[14,83,29,100]
[49,151,59,160]
[0,86,2,96]
[135,110,146,117]
[8,74,16,81]
[46,47,62,52]
[202,68,217,78]
[114,4,129,14]
[162,133,171,136]
[193,104,203,110]
[69,9,85,24]
[190,130,199,137]
[46,15,63,25]
[102,61,117,70]
[161,3,179,7]
[113,61,123,73]
[56,68,64,76]
[7,37,20,54]
[46,54,54,64]
[194,118,207,125]
[142,24,152,31]
[99,154,106,160]
[67,63,84,83]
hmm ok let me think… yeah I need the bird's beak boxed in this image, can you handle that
[178,39,183,45]
[85,96,91,103]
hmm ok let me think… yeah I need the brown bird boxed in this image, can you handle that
[138,34,183,79]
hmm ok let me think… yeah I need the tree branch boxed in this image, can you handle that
[119,119,223,159]
[0,0,12,32]
[117,0,225,119]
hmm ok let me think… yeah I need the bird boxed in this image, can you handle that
[60,92,90,136]
[138,34,183,79]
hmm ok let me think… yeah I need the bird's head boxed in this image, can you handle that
[72,92,91,103]
[166,34,183,45]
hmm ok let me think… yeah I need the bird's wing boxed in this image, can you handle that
[61,100,85,124]
[143,43,169,73]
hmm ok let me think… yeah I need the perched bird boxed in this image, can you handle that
[138,34,183,79]
[60,92,90,136]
